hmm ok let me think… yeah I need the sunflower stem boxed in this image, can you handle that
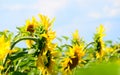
[10,37,38,49]
[111,49,120,56]
[83,42,95,51]
[15,59,22,71]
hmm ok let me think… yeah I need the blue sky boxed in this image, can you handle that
[0,0,120,42]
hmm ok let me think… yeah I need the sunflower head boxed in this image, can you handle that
[41,30,56,43]
[72,30,85,46]
[0,35,10,60]
[61,45,85,74]
[25,17,38,48]
[72,30,81,45]
[25,17,37,33]
[39,14,55,31]
[94,25,106,59]
[96,24,105,39]
[36,50,57,75]
[36,38,57,75]
[72,30,79,40]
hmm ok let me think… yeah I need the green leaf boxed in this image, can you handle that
[56,37,62,42]
[62,36,69,41]
[10,71,27,75]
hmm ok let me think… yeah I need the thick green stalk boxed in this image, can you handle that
[10,37,38,49]
[83,42,95,51]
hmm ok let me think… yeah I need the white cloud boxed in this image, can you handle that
[101,0,120,17]
[84,0,120,19]
[0,0,69,17]
[103,5,120,17]
[32,0,69,17]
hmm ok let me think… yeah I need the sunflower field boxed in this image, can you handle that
[0,14,120,75]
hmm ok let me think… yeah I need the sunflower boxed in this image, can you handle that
[0,35,11,71]
[25,17,38,48]
[41,30,56,44]
[39,14,55,31]
[36,49,57,75]
[72,30,83,46]
[95,39,105,59]
[36,14,57,75]
[39,14,56,51]
[36,33,57,75]
[39,14,56,42]
[94,25,106,59]
[96,24,105,38]
[25,17,38,33]
[0,35,10,61]
[61,45,85,74]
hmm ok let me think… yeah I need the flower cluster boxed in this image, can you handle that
[0,14,120,75]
